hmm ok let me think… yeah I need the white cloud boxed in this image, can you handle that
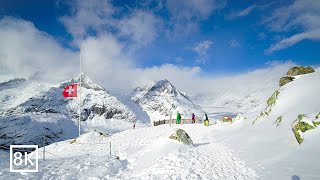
[192,40,213,64]
[229,39,240,48]
[59,0,115,45]
[227,5,256,19]
[181,60,297,96]
[265,29,320,54]
[166,0,221,21]
[0,17,78,82]
[0,17,201,92]
[165,0,226,38]
[117,10,161,48]
[265,0,320,53]
[60,0,160,48]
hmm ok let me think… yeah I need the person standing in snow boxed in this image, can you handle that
[176,112,181,124]
[204,113,209,126]
[192,113,195,124]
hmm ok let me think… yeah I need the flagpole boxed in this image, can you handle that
[79,44,82,136]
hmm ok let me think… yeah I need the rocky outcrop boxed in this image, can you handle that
[279,66,315,87]
[169,129,193,145]
[0,78,26,87]
[287,66,315,76]
[253,90,280,124]
[279,76,295,87]
[292,113,320,144]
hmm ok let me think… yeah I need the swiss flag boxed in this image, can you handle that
[62,84,77,98]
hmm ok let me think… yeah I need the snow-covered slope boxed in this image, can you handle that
[253,68,320,127]
[0,74,138,147]
[192,64,292,116]
[0,125,259,179]
[209,67,320,179]
[132,79,204,121]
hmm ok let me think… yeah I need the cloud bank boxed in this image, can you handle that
[0,1,309,99]
[0,16,298,97]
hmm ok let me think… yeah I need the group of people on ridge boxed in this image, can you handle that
[176,112,209,126]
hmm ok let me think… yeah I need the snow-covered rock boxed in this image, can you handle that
[169,129,193,145]
[132,79,204,121]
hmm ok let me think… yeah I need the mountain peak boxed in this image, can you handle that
[149,79,176,94]
[60,74,105,91]
[131,79,204,120]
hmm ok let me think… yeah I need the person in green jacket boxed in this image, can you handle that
[176,112,181,124]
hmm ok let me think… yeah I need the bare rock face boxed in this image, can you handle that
[279,76,295,87]
[286,66,315,76]
[169,129,193,145]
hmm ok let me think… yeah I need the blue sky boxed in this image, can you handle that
[0,0,319,91]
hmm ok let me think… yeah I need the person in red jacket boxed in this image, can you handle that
[192,113,195,124]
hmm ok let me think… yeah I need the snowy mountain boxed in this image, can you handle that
[132,79,204,120]
[0,74,138,147]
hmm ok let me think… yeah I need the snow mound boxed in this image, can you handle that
[74,131,107,143]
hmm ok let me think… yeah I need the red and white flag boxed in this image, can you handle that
[62,84,77,98]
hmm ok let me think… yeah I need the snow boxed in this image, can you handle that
[0,125,259,179]
[0,67,319,179]
[208,68,320,179]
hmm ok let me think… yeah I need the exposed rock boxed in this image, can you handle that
[169,129,193,145]
[279,76,295,87]
[292,114,319,144]
[274,116,282,127]
[0,78,26,87]
[286,66,315,76]
[253,90,280,125]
